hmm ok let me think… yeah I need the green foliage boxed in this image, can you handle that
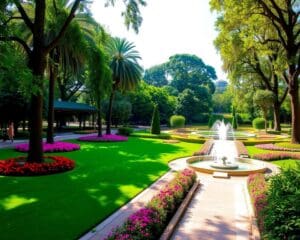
[118,127,133,136]
[176,87,212,123]
[144,64,168,87]
[151,105,161,134]
[167,54,216,93]
[252,118,265,130]
[128,81,176,124]
[170,115,186,128]
[131,132,171,139]
[232,115,238,129]
[212,88,232,113]
[208,114,232,128]
[263,165,300,239]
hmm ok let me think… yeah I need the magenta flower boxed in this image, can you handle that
[15,142,80,153]
[78,134,128,142]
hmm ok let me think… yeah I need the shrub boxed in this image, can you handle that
[252,118,265,130]
[151,105,161,134]
[263,165,300,239]
[131,132,171,139]
[232,114,238,129]
[247,173,268,232]
[170,115,186,128]
[239,113,252,124]
[105,169,197,240]
[118,127,133,136]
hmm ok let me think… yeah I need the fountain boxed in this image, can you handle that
[209,120,239,170]
[185,120,267,176]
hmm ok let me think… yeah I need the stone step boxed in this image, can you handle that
[213,171,229,178]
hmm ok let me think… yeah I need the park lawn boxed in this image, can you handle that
[0,137,200,240]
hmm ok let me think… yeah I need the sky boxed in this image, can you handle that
[91,0,227,80]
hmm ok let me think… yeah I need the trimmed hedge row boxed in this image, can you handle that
[131,132,171,139]
[253,152,300,161]
[247,173,268,233]
[105,169,197,240]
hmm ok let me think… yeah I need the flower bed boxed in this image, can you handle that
[247,173,268,232]
[15,142,80,152]
[0,156,75,176]
[193,140,213,155]
[253,152,300,161]
[78,134,128,142]
[255,143,300,152]
[105,168,197,240]
[235,141,249,157]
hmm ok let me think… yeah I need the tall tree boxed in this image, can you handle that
[167,54,217,93]
[211,0,300,142]
[144,64,168,87]
[87,44,111,137]
[106,37,142,134]
[0,0,146,162]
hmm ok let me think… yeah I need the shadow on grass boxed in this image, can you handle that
[0,137,199,240]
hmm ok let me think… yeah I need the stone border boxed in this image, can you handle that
[160,180,200,240]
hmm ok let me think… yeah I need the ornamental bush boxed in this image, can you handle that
[118,127,133,136]
[78,134,128,142]
[263,165,300,240]
[252,118,265,130]
[247,173,267,232]
[151,105,161,134]
[170,115,185,128]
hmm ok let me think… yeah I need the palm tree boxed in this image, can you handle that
[106,37,143,134]
[87,43,112,137]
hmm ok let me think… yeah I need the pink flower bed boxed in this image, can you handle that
[253,152,300,161]
[0,156,75,176]
[193,140,214,155]
[255,144,294,151]
[15,142,80,153]
[248,173,268,232]
[105,169,197,240]
[78,134,128,142]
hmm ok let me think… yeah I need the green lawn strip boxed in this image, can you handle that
[246,146,299,171]
[0,137,200,240]
[271,159,300,170]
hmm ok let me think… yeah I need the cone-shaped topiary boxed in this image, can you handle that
[151,105,161,134]
[232,115,238,129]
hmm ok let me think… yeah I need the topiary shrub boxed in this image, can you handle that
[252,118,265,130]
[170,115,186,128]
[118,127,133,136]
[232,115,238,129]
[151,105,160,134]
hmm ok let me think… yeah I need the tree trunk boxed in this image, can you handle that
[273,101,281,131]
[106,89,115,135]
[290,88,300,143]
[97,110,102,137]
[46,63,55,143]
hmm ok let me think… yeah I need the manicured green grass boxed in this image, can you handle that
[272,159,300,170]
[0,137,200,240]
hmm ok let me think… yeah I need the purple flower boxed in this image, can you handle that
[15,142,80,153]
[78,134,128,142]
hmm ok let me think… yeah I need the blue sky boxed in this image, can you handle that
[91,0,226,80]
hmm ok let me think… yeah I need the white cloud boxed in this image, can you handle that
[91,0,227,80]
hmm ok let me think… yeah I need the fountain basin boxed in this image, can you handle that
[187,156,267,176]
[210,161,239,170]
